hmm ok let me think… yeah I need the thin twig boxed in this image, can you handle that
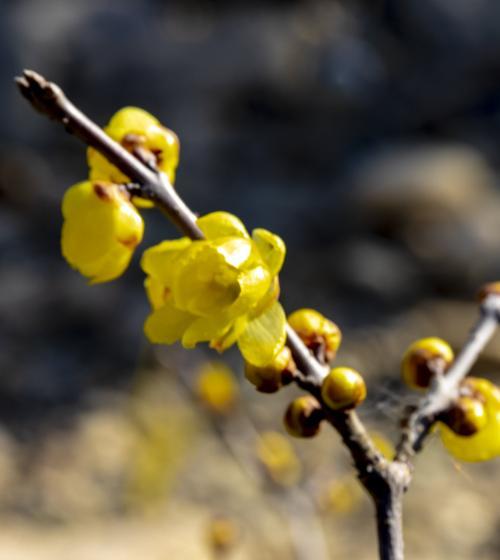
[15,68,381,472]
[18,69,500,560]
[16,70,203,240]
[14,68,399,559]
[395,295,500,463]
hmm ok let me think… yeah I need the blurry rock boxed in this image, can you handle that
[333,239,423,303]
[355,145,496,218]
[353,145,500,291]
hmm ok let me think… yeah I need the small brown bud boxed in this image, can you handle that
[401,337,454,389]
[441,396,487,436]
[288,308,341,363]
[244,347,295,393]
[284,396,323,438]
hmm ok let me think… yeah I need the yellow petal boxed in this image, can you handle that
[88,107,179,185]
[86,242,135,285]
[141,238,191,285]
[237,301,287,366]
[104,107,159,140]
[172,242,240,316]
[87,148,129,184]
[215,237,253,268]
[132,196,155,209]
[197,212,249,240]
[228,265,272,319]
[440,413,500,462]
[144,276,169,310]
[143,301,193,344]
[182,314,233,348]
[210,316,249,352]
[61,181,143,283]
[252,228,286,276]
[146,125,179,182]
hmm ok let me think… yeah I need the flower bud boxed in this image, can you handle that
[88,107,180,185]
[61,181,144,283]
[284,396,323,438]
[244,346,295,393]
[288,308,341,362]
[441,397,488,436]
[439,376,500,462]
[401,337,454,390]
[196,362,238,415]
[321,367,366,411]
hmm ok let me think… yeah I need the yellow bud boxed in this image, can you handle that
[61,181,143,283]
[439,377,500,462]
[195,362,238,415]
[288,308,341,362]
[441,396,488,436]
[284,396,323,438]
[244,346,295,393]
[321,367,366,411]
[88,107,180,185]
[401,337,454,390]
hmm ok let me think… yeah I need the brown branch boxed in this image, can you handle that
[22,69,484,560]
[15,68,382,463]
[15,70,203,240]
[395,294,500,463]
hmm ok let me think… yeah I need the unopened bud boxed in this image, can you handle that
[244,346,295,393]
[284,396,323,438]
[321,367,366,411]
[441,397,487,437]
[288,308,341,363]
[401,337,454,390]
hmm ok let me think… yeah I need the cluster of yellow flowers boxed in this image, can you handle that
[61,108,287,367]
[60,104,500,466]
[62,107,179,283]
[402,337,500,462]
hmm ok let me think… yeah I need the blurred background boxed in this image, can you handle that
[1,0,500,558]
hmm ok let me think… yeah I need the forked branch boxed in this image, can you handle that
[16,69,500,560]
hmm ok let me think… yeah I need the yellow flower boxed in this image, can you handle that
[87,107,180,187]
[195,361,239,415]
[142,211,287,366]
[439,377,500,462]
[61,181,144,283]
